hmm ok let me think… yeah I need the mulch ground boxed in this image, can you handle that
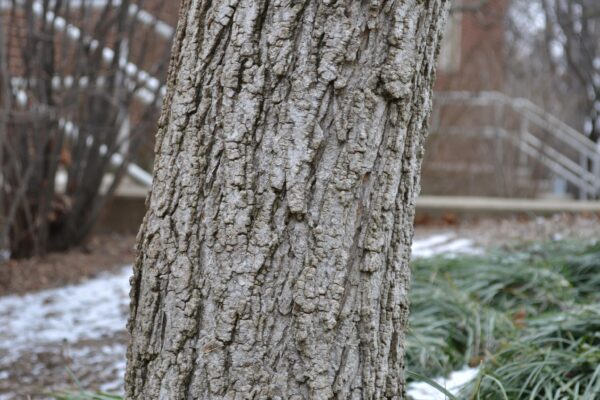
[416,212,600,247]
[0,333,130,398]
[0,234,136,297]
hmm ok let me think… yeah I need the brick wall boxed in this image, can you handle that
[146,0,181,26]
[423,0,513,197]
[436,0,508,91]
[2,9,27,78]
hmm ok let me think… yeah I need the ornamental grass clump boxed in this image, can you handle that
[466,306,600,399]
[408,240,600,399]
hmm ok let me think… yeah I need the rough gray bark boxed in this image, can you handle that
[125,1,450,399]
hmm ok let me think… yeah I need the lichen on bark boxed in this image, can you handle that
[125,1,450,399]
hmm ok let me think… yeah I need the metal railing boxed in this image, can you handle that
[432,91,600,199]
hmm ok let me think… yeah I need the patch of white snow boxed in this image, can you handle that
[412,234,479,259]
[0,267,131,360]
[407,367,479,400]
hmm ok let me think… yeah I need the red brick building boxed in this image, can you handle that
[423,0,512,197]
[436,0,508,91]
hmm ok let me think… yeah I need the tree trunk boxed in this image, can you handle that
[126,1,449,398]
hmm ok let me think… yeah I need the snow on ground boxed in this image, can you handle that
[0,233,477,398]
[412,233,479,258]
[0,267,131,361]
[407,367,480,400]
